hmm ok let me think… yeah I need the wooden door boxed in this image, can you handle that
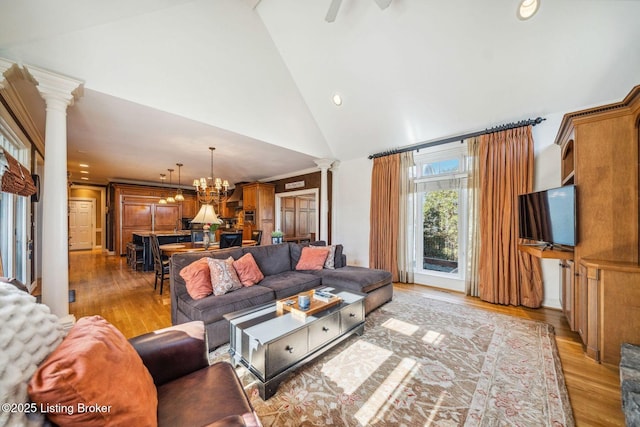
[280,195,317,238]
[282,197,296,237]
[69,200,93,250]
[296,196,316,237]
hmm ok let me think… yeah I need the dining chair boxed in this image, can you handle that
[150,234,170,294]
[219,232,243,249]
[250,230,263,246]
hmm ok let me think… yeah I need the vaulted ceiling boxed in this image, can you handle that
[1,0,639,186]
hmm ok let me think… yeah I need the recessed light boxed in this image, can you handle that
[79,163,89,167]
[517,0,540,20]
[80,170,89,174]
[332,93,343,106]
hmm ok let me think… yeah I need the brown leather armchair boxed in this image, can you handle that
[129,321,261,427]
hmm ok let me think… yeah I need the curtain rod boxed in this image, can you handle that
[368,117,546,159]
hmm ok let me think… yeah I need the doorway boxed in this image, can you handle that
[69,198,95,250]
[275,189,319,239]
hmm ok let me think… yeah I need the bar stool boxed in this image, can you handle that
[126,242,145,271]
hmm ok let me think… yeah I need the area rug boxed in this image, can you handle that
[211,291,574,426]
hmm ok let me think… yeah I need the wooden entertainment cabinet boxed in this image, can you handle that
[551,85,640,365]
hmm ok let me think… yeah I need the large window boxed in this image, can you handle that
[414,146,468,282]
[0,120,31,283]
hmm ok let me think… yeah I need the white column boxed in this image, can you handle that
[26,66,83,325]
[314,158,334,242]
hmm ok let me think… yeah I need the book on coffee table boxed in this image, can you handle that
[276,290,342,318]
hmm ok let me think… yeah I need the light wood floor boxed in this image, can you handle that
[68,249,625,426]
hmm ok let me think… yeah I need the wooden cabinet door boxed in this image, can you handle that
[561,260,575,331]
[181,194,198,219]
[122,203,153,228]
[577,263,589,346]
[258,185,274,222]
[153,204,181,231]
[243,185,257,210]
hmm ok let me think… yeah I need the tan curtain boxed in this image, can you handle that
[465,137,481,296]
[397,151,414,283]
[478,126,543,307]
[370,154,400,282]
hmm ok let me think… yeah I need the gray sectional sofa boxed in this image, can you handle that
[170,242,393,350]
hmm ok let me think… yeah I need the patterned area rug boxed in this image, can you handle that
[211,291,574,426]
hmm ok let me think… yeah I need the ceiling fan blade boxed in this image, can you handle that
[325,0,342,22]
[373,0,392,10]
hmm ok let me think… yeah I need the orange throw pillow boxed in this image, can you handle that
[232,253,264,286]
[296,246,330,270]
[180,257,213,300]
[28,315,157,427]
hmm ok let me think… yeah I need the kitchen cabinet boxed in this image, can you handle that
[112,183,195,255]
[242,182,275,245]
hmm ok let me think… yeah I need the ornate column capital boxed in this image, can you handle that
[25,65,84,109]
[0,57,17,90]
[314,158,335,170]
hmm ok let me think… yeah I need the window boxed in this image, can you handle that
[414,145,468,282]
[0,120,31,283]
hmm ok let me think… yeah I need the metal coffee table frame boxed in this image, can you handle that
[224,288,365,399]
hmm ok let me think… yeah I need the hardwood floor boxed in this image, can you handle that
[68,250,625,426]
[69,249,172,337]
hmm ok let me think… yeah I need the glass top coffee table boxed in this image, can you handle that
[224,287,365,400]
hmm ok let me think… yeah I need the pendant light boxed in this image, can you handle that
[175,163,185,202]
[166,168,176,203]
[158,173,167,204]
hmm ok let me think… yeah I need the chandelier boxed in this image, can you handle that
[192,147,229,206]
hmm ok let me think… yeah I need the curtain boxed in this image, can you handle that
[1,148,36,197]
[478,126,543,307]
[397,151,414,283]
[465,137,481,296]
[370,154,400,282]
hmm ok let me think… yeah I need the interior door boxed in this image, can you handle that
[282,196,296,237]
[296,196,316,236]
[69,200,93,250]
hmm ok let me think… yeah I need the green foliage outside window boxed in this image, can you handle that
[423,189,458,262]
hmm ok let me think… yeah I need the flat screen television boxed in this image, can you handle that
[518,185,577,247]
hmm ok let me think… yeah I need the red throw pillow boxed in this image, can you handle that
[28,315,157,427]
[232,253,264,286]
[296,246,330,270]
[180,257,212,300]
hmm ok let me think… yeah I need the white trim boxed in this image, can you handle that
[413,144,469,283]
[413,272,465,293]
[70,185,107,249]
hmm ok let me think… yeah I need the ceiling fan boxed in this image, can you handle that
[326,0,393,23]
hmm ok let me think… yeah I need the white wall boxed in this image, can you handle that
[333,116,566,308]
[531,114,564,309]
[332,158,372,267]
